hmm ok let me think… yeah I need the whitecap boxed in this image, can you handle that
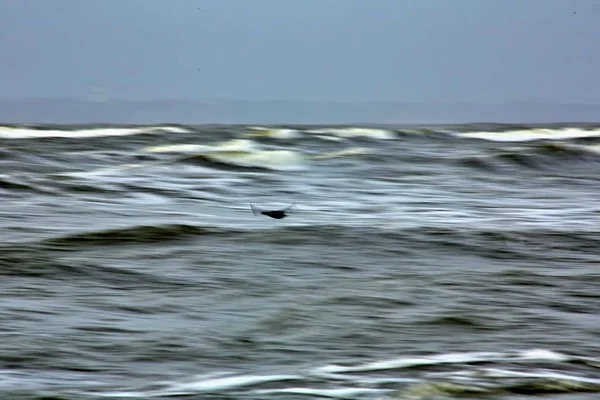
[308,127,396,140]
[245,127,302,139]
[94,374,301,398]
[144,139,258,155]
[476,368,600,384]
[0,125,189,139]
[455,128,600,142]
[144,139,306,171]
[160,374,301,394]
[205,149,306,171]
[315,352,508,373]
[143,144,213,154]
[216,139,261,152]
[254,387,393,398]
[517,349,572,362]
[315,135,345,142]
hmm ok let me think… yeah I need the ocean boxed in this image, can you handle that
[0,123,599,400]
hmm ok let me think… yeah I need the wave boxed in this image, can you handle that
[144,139,369,171]
[0,175,43,192]
[51,223,600,253]
[307,127,397,140]
[196,149,306,171]
[241,224,599,247]
[455,142,600,171]
[237,124,600,146]
[453,127,600,142]
[79,349,600,399]
[3,123,600,144]
[242,126,396,141]
[145,140,305,172]
[316,349,571,374]
[8,218,600,254]
[42,223,224,247]
[0,125,190,139]
[3,224,594,284]
[245,126,303,139]
[241,124,600,144]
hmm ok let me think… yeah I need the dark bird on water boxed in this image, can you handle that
[251,203,296,219]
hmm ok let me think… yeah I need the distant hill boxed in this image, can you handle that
[1,98,599,124]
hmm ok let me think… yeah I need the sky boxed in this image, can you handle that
[1,0,599,103]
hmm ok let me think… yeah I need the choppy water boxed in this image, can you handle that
[1,123,600,400]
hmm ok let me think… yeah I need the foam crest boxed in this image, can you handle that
[456,128,600,142]
[573,143,600,155]
[308,127,396,140]
[246,126,302,139]
[255,387,393,398]
[316,351,506,373]
[96,374,300,398]
[160,374,301,395]
[517,349,571,362]
[477,368,600,383]
[144,139,258,155]
[216,138,261,152]
[144,139,306,171]
[206,149,306,171]
[0,125,189,139]
[67,349,600,399]
[144,144,213,153]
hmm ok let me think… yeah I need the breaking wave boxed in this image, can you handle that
[453,127,600,142]
[144,139,369,171]
[0,125,190,139]
[80,349,600,399]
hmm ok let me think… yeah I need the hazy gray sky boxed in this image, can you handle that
[1,0,599,102]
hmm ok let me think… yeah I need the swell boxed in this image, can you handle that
[2,224,597,283]
[0,243,196,288]
[455,142,600,173]
[246,223,599,247]
[29,223,600,254]
[42,223,228,247]
[2,124,600,182]
[63,349,600,399]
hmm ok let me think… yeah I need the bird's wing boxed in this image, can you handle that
[250,203,262,216]
[283,203,297,214]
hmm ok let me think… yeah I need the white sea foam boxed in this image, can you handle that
[144,139,306,171]
[315,351,507,374]
[308,127,396,140]
[77,349,600,399]
[315,134,345,142]
[63,164,146,178]
[0,125,190,139]
[206,149,306,171]
[246,126,302,139]
[144,139,258,155]
[160,374,300,394]
[144,144,214,154]
[455,128,600,142]
[517,349,571,362]
[145,139,371,170]
[95,374,301,398]
[255,387,393,398]
[470,368,600,385]
[316,349,578,376]
[573,143,600,155]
